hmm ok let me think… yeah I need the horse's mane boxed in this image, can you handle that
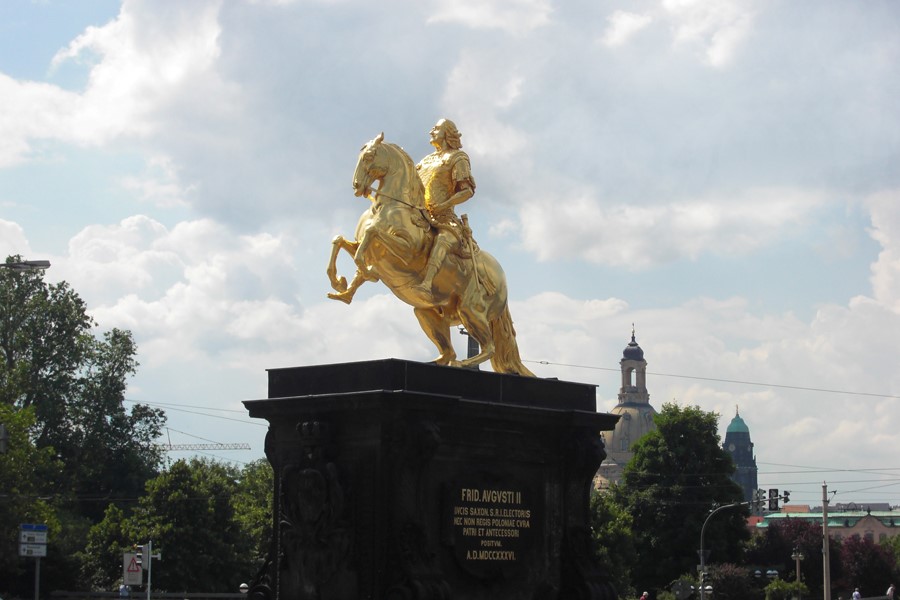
[383,142,425,208]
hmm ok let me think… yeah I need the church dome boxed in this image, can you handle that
[727,412,750,434]
[623,333,644,361]
[606,403,657,457]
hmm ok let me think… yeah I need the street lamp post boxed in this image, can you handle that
[699,502,743,600]
[792,547,805,600]
[0,260,51,271]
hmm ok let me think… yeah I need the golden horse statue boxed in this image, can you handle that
[326,133,534,376]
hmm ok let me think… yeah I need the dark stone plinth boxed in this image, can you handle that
[244,359,619,600]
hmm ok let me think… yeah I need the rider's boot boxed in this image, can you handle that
[414,264,439,294]
[414,235,449,294]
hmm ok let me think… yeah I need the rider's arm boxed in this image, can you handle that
[441,184,473,210]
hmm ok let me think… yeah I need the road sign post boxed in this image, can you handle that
[134,540,161,600]
[20,524,48,600]
[123,552,143,586]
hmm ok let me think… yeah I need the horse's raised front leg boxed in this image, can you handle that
[327,235,377,304]
[327,235,359,292]
[327,268,374,305]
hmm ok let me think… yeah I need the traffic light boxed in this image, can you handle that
[768,488,779,511]
[783,490,791,504]
[756,489,766,510]
[134,544,143,568]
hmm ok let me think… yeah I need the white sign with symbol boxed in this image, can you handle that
[123,552,143,585]
[20,530,48,544]
[19,524,48,558]
[20,543,48,557]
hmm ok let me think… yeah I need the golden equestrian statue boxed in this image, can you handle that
[326,120,534,376]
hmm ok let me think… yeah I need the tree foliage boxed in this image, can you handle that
[614,403,749,590]
[744,518,839,596]
[838,536,894,596]
[591,489,637,599]
[764,577,809,600]
[710,563,759,600]
[1,258,166,519]
[233,459,274,567]
[881,535,900,587]
[0,404,60,593]
[0,256,167,595]
[84,458,271,593]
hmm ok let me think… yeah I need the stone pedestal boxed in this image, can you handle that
[244,359,619,600]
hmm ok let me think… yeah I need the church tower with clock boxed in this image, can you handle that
[723,408,758,503]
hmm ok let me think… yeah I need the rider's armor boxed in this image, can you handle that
[416,149,476,255]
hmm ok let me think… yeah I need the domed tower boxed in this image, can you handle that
[723,407,758,503]
[595,329,658,489]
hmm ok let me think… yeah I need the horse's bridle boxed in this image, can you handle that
[372,189,420,211]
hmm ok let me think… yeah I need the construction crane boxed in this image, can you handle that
[158,442,251,451]
[155,428,250,452]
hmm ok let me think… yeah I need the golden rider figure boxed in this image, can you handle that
[413,118,476,295]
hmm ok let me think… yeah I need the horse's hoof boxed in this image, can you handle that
[333,276,348,293]
[430,357,455,366]
[327,292,353,305]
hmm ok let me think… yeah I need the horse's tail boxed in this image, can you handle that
[489,306,535,377]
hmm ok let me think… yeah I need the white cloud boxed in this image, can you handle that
[865,189,900,312]
[518,187,826,267]
[440,51,531,161]
[601,10,653,47]
[0,75,81,167]
[0,220,33,256]
[0,0,234,167]
[662,0,756,67]
[120,156,193,209]
[428,0,553,34]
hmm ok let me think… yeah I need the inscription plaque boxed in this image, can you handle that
[445,477,539,579]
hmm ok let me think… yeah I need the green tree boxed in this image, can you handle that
[881,535,900,587]
[0,257,166,519]
[764,577,809,600]
[233,459,274,569]
[1,256,166,592]
[614,403,749,590]
[80,503,133,590]
[127,458,257,592]
[84,459,274,592]
[744,518,837,596]
[0,404,60,598]
[710,563,757,600]
[838,536,893,596]
[58,329,166,520]
[590,488,638,599]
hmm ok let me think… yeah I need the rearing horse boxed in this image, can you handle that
[326,133,534,376]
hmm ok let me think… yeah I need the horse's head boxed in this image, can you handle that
[352,132,425,208]
[352,132,387,198]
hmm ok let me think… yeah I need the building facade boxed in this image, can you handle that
[758,507,900,542]
[723,408,758,504]
[595,331,658,489]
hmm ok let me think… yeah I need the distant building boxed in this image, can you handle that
[723,407,758,504]
[595,330,658,489]
[757,507,900,542]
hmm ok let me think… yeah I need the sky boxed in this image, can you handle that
[1,0,899,509]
